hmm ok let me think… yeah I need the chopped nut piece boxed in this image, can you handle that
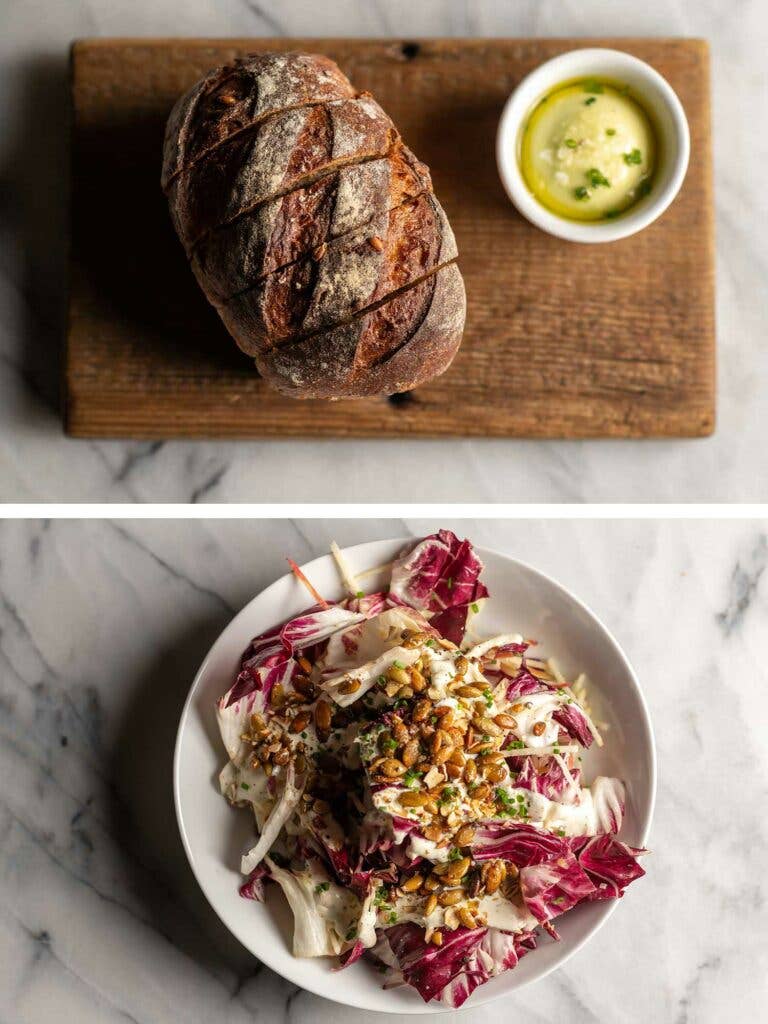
[482,859,506,894]
[457,907,476,929]
[409,668,427,692]
[369,235,384,251]
[401,874,424,892]
[338,677,361,695]
[412,698,431,722]
[457,684,483,698]
[485,763,507,783]
[493,713,518,729]
[438,889,463,907]
[401,739,420,767]
[424,893,438,915]
[533,721,547,736]
[430,929,443,946]
[399,790,430,807]
[387,666,410,687]
[380,758,407,777]
[454,824,475,847]
[297,655,312,674]
[290,710,311,733]
[472,716,503,736]
[269,683,285,707]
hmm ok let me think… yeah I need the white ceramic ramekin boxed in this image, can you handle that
[496,48,690,243]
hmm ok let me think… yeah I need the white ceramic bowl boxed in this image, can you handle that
[496,47,690,243]
[174,538,656,1013]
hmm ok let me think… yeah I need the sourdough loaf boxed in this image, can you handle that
[163,52,465,399]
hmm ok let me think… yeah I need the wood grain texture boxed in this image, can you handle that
[66,37,715,439]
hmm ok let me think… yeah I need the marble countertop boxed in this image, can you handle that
[1,517,766,1021]
[1,0,767,502]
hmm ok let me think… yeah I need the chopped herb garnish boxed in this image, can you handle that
[377,674,387,686]
[516,794,525,803]
[402,768,423,788]
[393,660,405,670]
[345,926,357,941]
[638,179,652,197]
[583,79,604,94]
[388,912,398,924]
[509,740,525,750]
[446,577,453,590]
[355,590,365,599]
[448,847,462,862]
[315,882,330,894]
[382,737,398,751]
[556,828,566,837]
[483,691,493,709]
[605,210,620,219]
[494,788,516,814]
[564,138,578,149]
[584,96,597,106]
[574,186,589,200]
[471,602,480,614]
[587,167,610,188]
[374,885,391,908]
[240,782,250,790]
[606,128,616,136]
[623,148,642,165]
[425,638,436,647]
[439,786,458,804]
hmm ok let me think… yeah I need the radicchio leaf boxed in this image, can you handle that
[570,834,646,900]
[382,924,538,1008]
[389,531,489,644]
[553,702,595,747]
[514,755,581,804]
[519,851,597,923]
[471,821,569,866]
[239,864,269,901]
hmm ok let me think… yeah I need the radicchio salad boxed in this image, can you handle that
[217,532,646,1008]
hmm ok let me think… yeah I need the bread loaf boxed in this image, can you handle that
[163,52,465,399]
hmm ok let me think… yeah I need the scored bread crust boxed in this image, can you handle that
[256,263,466,399]
[161,52,355,189]
[217,191,457,354]
[190,142,432,304]
[163,52,466,399]
[168,95,397,248]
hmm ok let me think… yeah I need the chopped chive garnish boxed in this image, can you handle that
[574,186,589,200]
[584,97,597,106]
[587,167,610,188]
[583,79,604,94]
[564,138,578,148]
[240,782,250,790]
[355,590,365,599]
[623,148,642,165]
[606,128,616,136]
[315,882,330,894]
[393,660,405,670]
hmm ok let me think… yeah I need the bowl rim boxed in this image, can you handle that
[496,46,690,243]
[173,536,657,1013]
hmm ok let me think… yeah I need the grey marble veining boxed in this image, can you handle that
[1,0,767,502]
[0,517,766,1021]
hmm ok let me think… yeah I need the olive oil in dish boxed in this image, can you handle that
[520,79,656,221]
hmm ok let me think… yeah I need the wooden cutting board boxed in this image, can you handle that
[66,37,714,439]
